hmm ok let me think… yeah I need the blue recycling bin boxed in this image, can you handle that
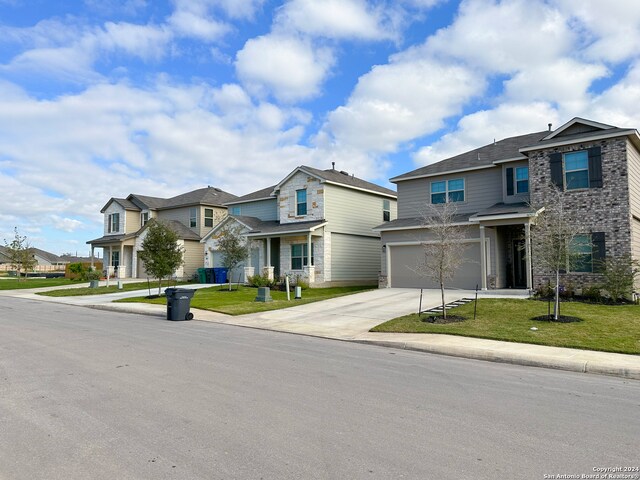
[213,267,228,284]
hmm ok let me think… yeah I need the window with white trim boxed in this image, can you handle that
[140,212,149,227]
[383,199,391,221]
[204,208,214,227]
[189,207,197,228]
[291,243,314,270]
[431,178,464,204]
[108,213,120,233]
[564,151,589,189]
[296,189,307,216]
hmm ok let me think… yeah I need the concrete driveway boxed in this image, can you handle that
[194,288,474,339]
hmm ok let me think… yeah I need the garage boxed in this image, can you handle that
[389,242,482,289]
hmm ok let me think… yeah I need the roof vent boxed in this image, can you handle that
[339,170,349,175]
[332,162,335,170]
[214,187,221,192]
[548,123,552,132]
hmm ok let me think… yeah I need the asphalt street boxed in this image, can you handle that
[0,296,638,480]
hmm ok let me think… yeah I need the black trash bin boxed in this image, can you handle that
[165,288,195,321]
[205,267,216,284]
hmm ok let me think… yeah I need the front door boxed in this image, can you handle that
[512,239,526,288]
[270,238,280,277]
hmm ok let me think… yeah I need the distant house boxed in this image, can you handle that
[0,246,66,270]
[202,165,397,287]
[87,187,237,280]
[376,117,640,292]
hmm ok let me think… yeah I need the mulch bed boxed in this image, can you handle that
[531,315,583,323]
[421,314,467,324]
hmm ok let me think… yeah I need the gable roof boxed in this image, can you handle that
[129,187,238,210]
[225,185,277,205]
[30,248,64,264]
[541,117,616,140]
[100,197,141,213]
[273,165,396,198]
[201,215,327,242]
[391,130,548,182]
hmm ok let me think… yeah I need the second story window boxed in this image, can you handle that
[296,189,307,216]
[564,151,589,189]
[431,179,465,204]
[204,208,214,227]
[141,212,149,227]
[189,207,197,228]
[108,213,120,233]
[507,166,529,195]
[383,199,391,221]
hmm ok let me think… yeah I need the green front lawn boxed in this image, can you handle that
[371,298,640,355]
[37,280,187,297]
[0,278,76,290]
[117,285,373,315]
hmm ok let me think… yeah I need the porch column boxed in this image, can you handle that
[307,232,312,266]
[90,246,95,268]
[263,238,274,281]
[480,226,487,290]
[120,244,124,278]
[524,221,533,290]
[385,244,391,288]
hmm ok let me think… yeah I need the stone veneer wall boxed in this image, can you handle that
[279,235,325,284]
[528,136,633,290]
[278,171,325,224]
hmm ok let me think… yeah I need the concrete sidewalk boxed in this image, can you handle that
[4,285,639,380]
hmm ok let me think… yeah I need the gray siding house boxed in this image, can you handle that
[88,187,237,280]
[202,165,397,287]
[377,117,640,292]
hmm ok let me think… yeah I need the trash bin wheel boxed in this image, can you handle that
[185,312,194,320]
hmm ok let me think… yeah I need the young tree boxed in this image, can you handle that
[138,220,184,295]
[531,184,588,319]
[413,202,469,319]
[598,254,640,302]
[3,227,36,281]
[215,223,249,291]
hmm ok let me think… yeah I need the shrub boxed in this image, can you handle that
[581,285,603,303]
[247,273,275,288]
[597,255,640,303]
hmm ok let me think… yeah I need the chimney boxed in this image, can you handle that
[548,123,552,132]
[331,162,335,170]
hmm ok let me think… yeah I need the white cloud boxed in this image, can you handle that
[211,0,266,19]
[274,0,396,41]
[235,34,334,102]
[323,58,484,152]
[422,0,575,73]
[168,9,230,41]
[49,216,84,233]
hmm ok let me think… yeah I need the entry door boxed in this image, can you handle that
[111,251,120,267]
[270,238,280,277]
[512,240,526,288]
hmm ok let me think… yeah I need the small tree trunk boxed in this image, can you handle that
[440,282,446,319]
[158,277,163,296]
[554,270,560,320]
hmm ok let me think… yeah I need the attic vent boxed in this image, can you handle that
[339,170,349,175]
[214,187,221,192]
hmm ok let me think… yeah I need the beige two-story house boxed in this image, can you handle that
[378,117,640,292]
[201,165,397,286]
[87,187,237,279]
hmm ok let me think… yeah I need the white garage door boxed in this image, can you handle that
[389,243,482,289]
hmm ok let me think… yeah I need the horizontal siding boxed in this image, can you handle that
[234,199,278,221]
[324,184,396,237]
[103,203,125,236]
[627,139,640,219]
[397,167,503,218]
[181,240,204,280]
[633,218,640,291]
[125,210,140,234]
[331,233,380,281]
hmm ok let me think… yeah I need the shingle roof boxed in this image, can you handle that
[86,234,132,245]
[391,131,549,182]
[373,214,473,231]
[519,127,634,151]
[301,165,397,197]
[129,187,239,210]
[30,248,64,263]
[233,216,326,236]
[225,186,277,205]
[469,202,536,218]
[161,220,201,241]
[100,197,141,213]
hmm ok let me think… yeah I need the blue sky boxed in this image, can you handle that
[1,0,640,255]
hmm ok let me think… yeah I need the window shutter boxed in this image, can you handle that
[588,146,603,188]
[506,167,514,196]
[591,232,605,273]
[549,152,563,188]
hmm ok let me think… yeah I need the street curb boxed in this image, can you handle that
[351,339,640,380]
[88,304,166,317]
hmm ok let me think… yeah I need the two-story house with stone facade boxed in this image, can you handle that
[377,117,640,293]
[201,165,397,287]
[87,187,237,280]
